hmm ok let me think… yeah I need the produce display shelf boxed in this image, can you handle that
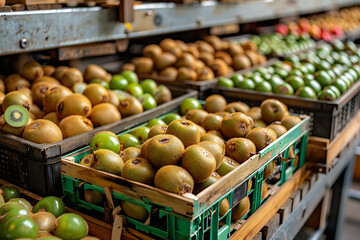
[0,86,197,196]
[1,0,360,56]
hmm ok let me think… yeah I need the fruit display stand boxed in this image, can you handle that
[0,87,197,196]
[59,107,310,239]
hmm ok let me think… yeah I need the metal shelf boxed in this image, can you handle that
[1,0,359,56]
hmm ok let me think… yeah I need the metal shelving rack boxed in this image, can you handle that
[1,0,359,56]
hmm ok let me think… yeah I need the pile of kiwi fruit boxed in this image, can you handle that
[78,95,301,222]
[123,35,267,82]
[0,61,172,144]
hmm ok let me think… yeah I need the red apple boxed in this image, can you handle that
[276,24,288,35]
[331,26,344,38]
[321,30,333,41]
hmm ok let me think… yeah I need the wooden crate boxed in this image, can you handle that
[306,111,360,173]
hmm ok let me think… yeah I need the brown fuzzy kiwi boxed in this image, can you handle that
[148,125,168,139]
[121,157,155,185]
[281,115,301,130]
[1,115,33,137]
[82,83,109,106]
[261,99,288,124]
[108,90,120,108]
[118,97,143,117]
[197,125,206,136]
[193,172,221,194]
[257,54,267,64]
[72,82,88,94]
[32,76,60,87]
[224,102,250,113]
[228,43,244,56]
[31,82,57,108]
[200,133,225,148]
[201,114,222,131]
[166,119,201,148]
[0,79,5,93]
[167,46,183,58]
[184,109,208,125]
[176,53,196,69]
[44,112,61,125]
[43,85,72,113]
[267,124,287,138]
[196,40,215,53]
[56,93,92,119]
[21,61,44,81]
[241,41,258,52]
[121,63,136,72]
[29,104,44,119]
[159,38,177,51]
[215,51,232,66]
[207,130,224,139]
[5,74,30,92]
[215,112,230,118]
[193,60,206,71]
[0,92,5,104]
[90,103,121,127]
[53,66,69,80]
[261,181,268,200]
[121,201,149,222]
[181,145,217,183]
[1,91,32,112]
[143,44,163,59]
[154,52,177,70]
[233,54,251,70]
[84,64,108,82]
[186,46,200,59]
[175,40,188,51]
[210,59,230,77]
[43,65,55,76]
[132,57,154,74]
[198,141,225,170]
[176,67,197,81]
[159,67,178,81]
[61,68,84,88]
[154,165,194,195]
[17,87,34,102]
[246,107,262,121]
[204,94,227,113]
[255,120,267,128]
[59,115,93,138]
[219,198,230,217]
[216,156,240,176]
[154,85,172,104]
[225,138,256,164]
[220,112,253,139]
[197,67,215,81]
[244,51,259,66]
[204,35,224,51]
[143,134,185,168]
[231,196,250,220]
[23,119,63,143]
[199,52,214,66]
[119,147,141,162]
[263,161,275,180]
[246,127,277,151]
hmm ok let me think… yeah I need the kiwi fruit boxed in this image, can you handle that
[90,103,121,127]
[199,52,214,66]
[204,95,227,113]
[261,182,268,200]
[166,119,201,148]
[254,119,266,128]
[211,59,230,77]
[154,85,172,104]
[242,41,258,52]
[59,115,93,138]
[261,99,288,124]
[57,94,92,119]
[121,63,136,72]
[159,67,178,81]
[84,64,108,82]
[17,87,33,102]
[72,82,88,94]
[2,91,32,112]
[142,134,184,169]
[175,40,188,51]
[84,189,105,206]
[43,86,72,113]
[3,105,29,128]
[167,46,183,58]
[155,52,177,70]
[108,90,120,108]
[201,114,222,131]
[267,124,287,138]
[23,119,63,143]
[118,97,143,117]
[0,78,5,93]
[92,149,124,175]
[1,114,32,137]
[263,161,275,180]
[29,103,44,119]
[257,54,267,64]
[119,147,141,162]
[53,66,69,80]
[231,196,250,220]
[200,133,225,148]
[204,35,224,51]
[154,165,194,195]
[245,50,259,66]
[121,157,155,185]
[143,44,163,59]
[246,127,277,151]
[198,141,225,170]
[219,198,230,217]
[196,40,215,53]
[220,112,253,139]
[281,115,301,130]
[121,201,149,223]
[233,54,251,70]
[30,82,52,107]
[226,138,256,164]
[148,124,168,139]
[246,107,262,121]
[186,46,200,58]
[176,53,196,69]
[5,74,30,92]
[82,84,109,106]
[185,109,208,125]
[193,172,221,194]
[224,102,250,113]
[216,156,240,176]
[21,61,44,81]
[61,68,84,88]
[215,51,232,66]
[176,67,197,81]
[132,57,154,74]
[228,43,244,56]
[32,76,60,86]
[197,67,215,81]
[160,38,177,51]
[43,65,55,76]
[0,92,5,104]
[44,112,61,125]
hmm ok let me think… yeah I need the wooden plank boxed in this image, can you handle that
[278,199,292,224]
[304,190,331,230]
[261,213,280,240]
[58,43,117,61]
[61,159,195,217]
[353,155,360,181]
[307,173,317,188]
[6,0,56,4]
[299,180,310,200]
[0,6,11,11]
[119,0,134,23]
[11,4,25,10]
[230,165,311,240]
[289,189,301,211]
